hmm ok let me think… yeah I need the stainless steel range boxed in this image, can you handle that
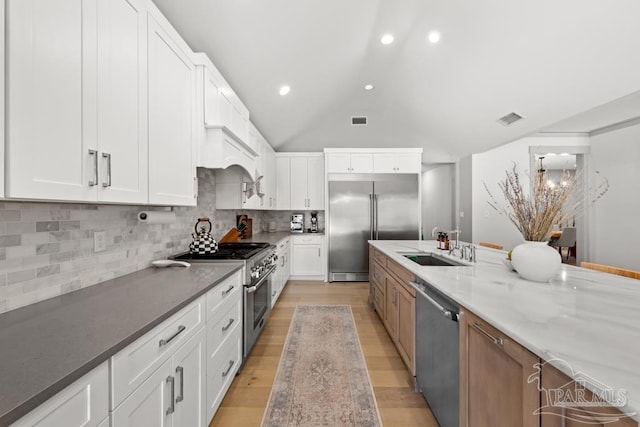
[172,242,277,360]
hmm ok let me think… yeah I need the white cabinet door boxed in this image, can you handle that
[12,363,109,427]
[6,0,95,201]
[0,1,4,198]
[373,153,421,173]
[325,153,351,173]
[306,157,325,210]
[372,153,397,173]
[96,0,147,203]
[203,68,221,126]
[350,153,373,173]
[291,244,323,276]
[112,358,173,427]
[290,157,307,210]
[148,15,196,206]
[394,153,422,173]
[276,156,291,210]
[172,328,206,427]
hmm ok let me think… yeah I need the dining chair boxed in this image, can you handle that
[479,242,503,250]
[580,262,640,280]
[548,227,577,260]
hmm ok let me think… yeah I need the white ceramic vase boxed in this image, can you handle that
[510,241,561,282]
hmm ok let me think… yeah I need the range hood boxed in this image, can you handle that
[198,125,259,181]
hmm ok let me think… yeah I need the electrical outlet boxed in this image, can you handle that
[94,231,107,252]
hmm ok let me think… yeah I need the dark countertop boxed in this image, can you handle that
[0,263,242,426]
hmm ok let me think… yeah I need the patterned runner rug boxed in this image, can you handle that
[261,305,382,427]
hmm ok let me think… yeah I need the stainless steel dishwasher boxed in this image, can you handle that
[411,277,459,427]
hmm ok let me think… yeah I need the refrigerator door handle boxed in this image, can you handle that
[369,194,374,239]
[374,194,379,239]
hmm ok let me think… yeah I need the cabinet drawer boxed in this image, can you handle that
[371,260,386,286]
[373,248,387,267]
[207,294,242,357]
[111,296,204,409]
[206,271,242,321]
[277,238,290,252]
[206,323,242,420]
[386,258,415,296]
[13,362,109,427]
[292,235,323,245]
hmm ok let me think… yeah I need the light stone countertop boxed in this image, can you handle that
[370,240,640,421]
[0,263,242,426]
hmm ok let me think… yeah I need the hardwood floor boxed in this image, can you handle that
[210,280,437,426]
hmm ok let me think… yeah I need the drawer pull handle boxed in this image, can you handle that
[472,322,504,346]
[222,360,235,377]
[222,318,235,332]
[166,375,175,415]
[222,285,235,296]
[159,325,186,347]
[175,366,184,403]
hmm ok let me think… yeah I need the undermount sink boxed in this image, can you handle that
[403,253,466,267]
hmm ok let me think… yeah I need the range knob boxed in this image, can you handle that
[251,266,261,279]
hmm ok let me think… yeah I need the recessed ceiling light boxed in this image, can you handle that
[380,34,394,45]
[364,84,375,91]
[428,30,441,44]
[279,85,290,96]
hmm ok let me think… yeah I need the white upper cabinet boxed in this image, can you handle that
[147,8,197,206]
[287,155,324,211]
[96,0,148,203]
[6,0,96,201]
[326,153,373,174]
[6,0,148,203]
[0,1,5,199]
[276,156,291,210]
[373,152,422,173]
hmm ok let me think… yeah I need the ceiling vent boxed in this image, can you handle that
[497,112,524,126]
[351,116,368,126]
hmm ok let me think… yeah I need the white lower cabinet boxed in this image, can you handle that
[205,273,243,421]
[291,235,324,278]
[12,362,109,427]
[272,237,291,306]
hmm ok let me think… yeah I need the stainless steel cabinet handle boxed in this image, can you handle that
[472,322,504,346]
[222,360,235,377]
[222,318,235,332]
[193,177,198,198]
[175,366,184,403]
[166,376,175,415]
[410,282,459,321]
[222,285,235,296]
[88,149,98,186]
[318,248,320,257]
[159,325,186,347]
[101,152,111,187]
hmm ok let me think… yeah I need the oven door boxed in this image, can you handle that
[243,266,275,359]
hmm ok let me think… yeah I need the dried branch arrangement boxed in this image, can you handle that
[484,163,609,241]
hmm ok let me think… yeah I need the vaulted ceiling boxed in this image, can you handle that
[153,0,640,162]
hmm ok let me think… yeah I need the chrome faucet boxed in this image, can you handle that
[461,244,476,262]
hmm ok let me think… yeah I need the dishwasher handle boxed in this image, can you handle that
[411,282,459,322]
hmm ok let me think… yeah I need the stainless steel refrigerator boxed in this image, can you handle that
[328,175,419,282]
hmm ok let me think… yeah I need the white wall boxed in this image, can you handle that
[472,136,590,251]
[458,156,473,242]
[422,164,454,239]
[590,123,640,270]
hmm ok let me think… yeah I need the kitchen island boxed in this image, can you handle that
[370,240,640,423]
[0,263,242,426]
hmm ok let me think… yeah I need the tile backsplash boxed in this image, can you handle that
[0,168,303,314]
